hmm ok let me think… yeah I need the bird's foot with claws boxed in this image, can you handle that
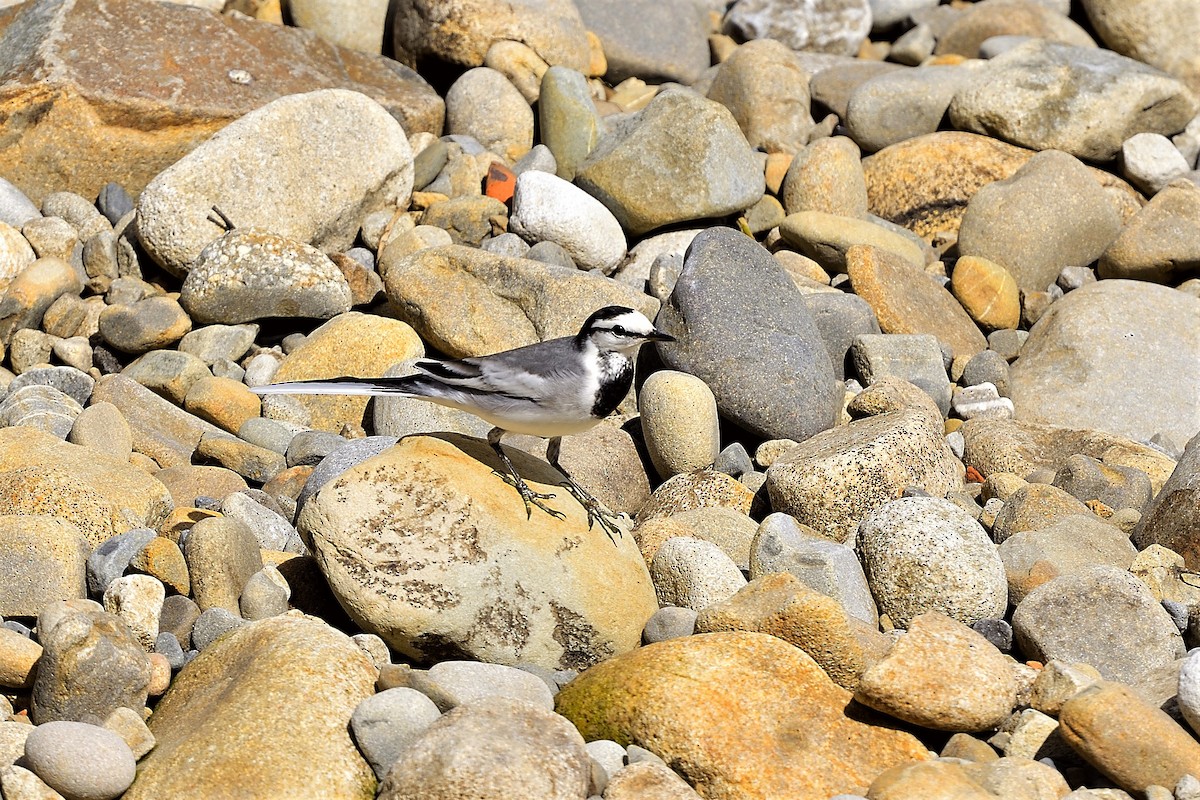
[493,469,565,520]
[560,482,625,544]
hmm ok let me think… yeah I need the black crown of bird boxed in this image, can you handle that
[252,306,675,542]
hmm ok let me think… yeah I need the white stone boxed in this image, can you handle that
[509,170,627,272]
[102,574,165,652]
[425,661,555,711]
[650,537,747,611]
[1178,648,1200,736]
[1122,132,1192,195]
[953,382,1015,420]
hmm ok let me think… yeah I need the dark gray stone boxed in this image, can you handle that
[1052,454,1153,513]
[655,227,841,441]
[97,183,134,226]
[7,365,95,407]
[159,594,200,650]
[286,430,349,467]
[1133,435,1200,563]
[805,291,881,381]
[191,607,246,651]
[86,528,157,596]
[971,618,1013,652]
[154,631,187,670]
[961,349,1011,397]
[526,240,576,269]
[713,442,754,477]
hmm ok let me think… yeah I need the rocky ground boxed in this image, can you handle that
[0,0,1198,798]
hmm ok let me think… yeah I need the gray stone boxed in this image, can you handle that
[178,324,259,366]
[642,606,698,643]
[238,566,291,621]
[655,227,841,441]
[220,492,300,552]
[425,660,556,710]
[509,170,626,272]
[575,0,710,85]
[154,632,187,670]
[350,687,442,780]
[1121,132,1192,195]
[575,89,765,236]
[948,39,1199,161]
[0,177,41,229]
[525,240,576,269]
[289,0,389,53]
[851,333,950,416]
[378,696,589,798]
[857,496,1008,629]
[23,721,135,800]
[182,516,264,613]
[749,512,878,625]
[0,384,82,439]
[962,350,1011,396]
[650,537,748,611]
[7,366,94,407]
[723,0,873,56]
[952,383,1015,421]
[957,149,1124,293]
[1133,436,1200,566]
[1052,454,1153,512]
[285,430,347,467]
[31,601,151,724]
[159,595,200,651]
[1012,566,1185,685]
[537,66,597,181]
[1009,280,1200,446]
[805,292,881,381]
[237,417,298,455]
[86,528,158,597]
[846,65,977,153]
[137,89,415,276]
[190,607,246,651]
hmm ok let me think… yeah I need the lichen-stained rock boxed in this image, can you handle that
[555,631,931,800]
[296,434,658,671]
[766,407,964,543]
[124,615,377,800]
[0,0,442,205]
[137,89,416,277]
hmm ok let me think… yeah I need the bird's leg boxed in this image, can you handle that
[546,437,624,543]
[487,428,564,521]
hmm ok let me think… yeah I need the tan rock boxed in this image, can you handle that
[0,466,132,547]
[1059,681,1200,794]
[960,417,1177,496]
[296,434,657,671]
[766,407,964,543]
[637,470,756,524]
[194,433,286,485]
[0,0,442,205]
[951,255,1021,332]
[848,244,987,361]
[270,312,423,433]
[555,631,931,800]
[778,211,925,273]
[153,465,248,508]
[780,135,868,217]
[125,615,376,800]
[604,761,702,799]
[0,627,42,688]
[862,132,1141,242]
[67,401,132,462]
[129,536,190,597]
[183,376,261,434]
[867,757,1070,799]
[991,484,1095,543]
[0,514,90,617]
[695,573,891,691]
[91,374,226,468]
[1029,660,1102,716]
[935,0,1096,57]
[638,370,720,480]
[854,612,1017,731]
[634,508,757,570]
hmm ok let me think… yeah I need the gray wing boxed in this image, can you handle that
[415,337,587,402]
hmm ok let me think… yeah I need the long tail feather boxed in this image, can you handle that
[250,376,418,397]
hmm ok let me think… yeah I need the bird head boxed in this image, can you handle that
[578,306,675,355]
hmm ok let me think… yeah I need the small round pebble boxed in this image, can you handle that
[23,720,136,800]
[642,606,698,643]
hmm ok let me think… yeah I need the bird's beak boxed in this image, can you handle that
[648,327,675,343]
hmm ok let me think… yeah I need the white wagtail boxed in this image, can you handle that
[252,305,674,540]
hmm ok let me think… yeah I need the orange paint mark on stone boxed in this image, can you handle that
[965,466,984,483]
[485,161,516,204]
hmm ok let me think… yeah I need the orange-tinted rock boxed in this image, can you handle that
[950,256,1021,332]
[0,0,442,203]
[556,631,931,800]
[847,244,987,362]
[862,132,1142,242]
